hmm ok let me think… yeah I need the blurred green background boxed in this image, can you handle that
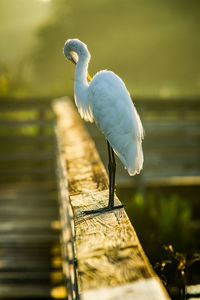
[0,1,200,298]
[0,0,200,98]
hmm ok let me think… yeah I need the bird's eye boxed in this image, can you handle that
[70,51,78,64]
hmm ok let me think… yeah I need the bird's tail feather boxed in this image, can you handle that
[127,138,143,176]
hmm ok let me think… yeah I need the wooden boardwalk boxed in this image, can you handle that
[0,180,64,299]
[1,96,199,299]
[0,99,67,299]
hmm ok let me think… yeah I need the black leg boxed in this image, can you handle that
[83,140,124,215]
[107,140,112,205]
[108,144,116,208]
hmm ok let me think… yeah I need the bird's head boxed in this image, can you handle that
[63,38,90,65]
[63,38,92,82]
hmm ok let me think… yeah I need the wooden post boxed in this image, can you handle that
[53,97,170,300]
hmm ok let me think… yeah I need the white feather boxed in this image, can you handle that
[63,39,144,176]
[89,70,144,175]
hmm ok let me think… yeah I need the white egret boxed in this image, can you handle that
[63,38,144,214]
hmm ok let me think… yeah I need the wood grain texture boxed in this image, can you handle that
[53,97,170,300]
[81,278,169,300]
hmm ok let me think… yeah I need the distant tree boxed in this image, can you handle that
[32,0,200,96]
[32,0,70,95]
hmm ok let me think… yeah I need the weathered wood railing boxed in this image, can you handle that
[0,98,55,182]
[53,97,170,300]
[1,96,198,298]
[0,98,63,298]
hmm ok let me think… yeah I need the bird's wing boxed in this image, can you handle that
[88,70,144,175]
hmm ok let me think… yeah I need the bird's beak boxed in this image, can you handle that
[87,73,92,82]
[69,57,76,65]
[69,57,92,82]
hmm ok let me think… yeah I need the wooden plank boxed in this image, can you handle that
[0,220,57,233]
[87,123,200,142]
[0,151,55,161]
[0,168,55,177]
[0,284,52,298]
[0,97,199,113]
[0,180,57,192]
[0,146,55,153]
[144,169,200,179]
[92,135,200,149]
[0,193,56,202]
[85,115,200,186]
[0,271,51,282]
[143,139,200,149]
[0,166,63,299]
[143,120,200,131]
[0,256,53,271]
[0,134,54,144]
[0,97,52,111]
[53,97,170,300]
[82,278,169,300]
[186,284,200,297]
[144,153,200,164]
[134,97,200,111]
[87,129,200,150]
[145,176,200,186]
[0,204,58,217]
[0,194,56,202]
[115,175,200,189]
[0,170,66,299]
[0,119,53,127]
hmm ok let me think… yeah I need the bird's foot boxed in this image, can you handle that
[82,204,125,216]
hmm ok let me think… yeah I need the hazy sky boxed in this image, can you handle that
[0,0,50,64]
[0,0,200,97]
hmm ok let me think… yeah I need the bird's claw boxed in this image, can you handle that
[82,204,125,216]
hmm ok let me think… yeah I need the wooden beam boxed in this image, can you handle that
[0,134,54,144]
[0,97,52,111]
[0,151,55,161]
[0,119,53,127]
[53,97,170,300]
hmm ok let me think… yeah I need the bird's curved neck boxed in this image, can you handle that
[75,54,89,87]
